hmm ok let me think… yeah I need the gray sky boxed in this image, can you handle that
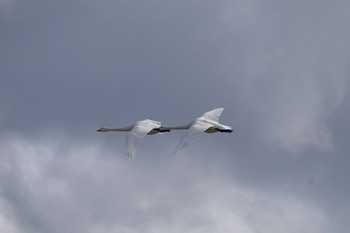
[1,0,350,232]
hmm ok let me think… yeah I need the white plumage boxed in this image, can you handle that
[97,108,233,156]
[97,119,168,157]
[174,108,233,153]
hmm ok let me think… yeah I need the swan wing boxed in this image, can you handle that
[174,122,208,153]
[201,108,224,122]
[126,119,161,157]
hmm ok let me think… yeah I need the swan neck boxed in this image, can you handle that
[163,123,192,130]
[105,126,132,132]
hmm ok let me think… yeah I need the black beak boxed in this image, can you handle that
[156,127,171,133]
[97,129,102,132]
[219,129,233,133]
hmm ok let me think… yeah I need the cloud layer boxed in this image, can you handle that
[1,0,350,232]
[0,134,340,233]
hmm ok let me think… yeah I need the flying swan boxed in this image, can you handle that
[166,108,233,153]
[97,119,170,157]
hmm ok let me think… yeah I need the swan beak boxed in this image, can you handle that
[220,129,233,133]
[97,129,102,132]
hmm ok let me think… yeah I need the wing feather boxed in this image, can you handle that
[201,108,224,122]
[125,119,161,157]
[174,123,208,154]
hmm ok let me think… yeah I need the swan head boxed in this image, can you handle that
[97,127,108,132]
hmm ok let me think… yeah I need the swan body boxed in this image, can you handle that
[97,108,232,156]
[174,108,232,153]
[97,119,169,157]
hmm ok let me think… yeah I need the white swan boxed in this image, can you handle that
[97,119,170,157]
[170,108,233,153]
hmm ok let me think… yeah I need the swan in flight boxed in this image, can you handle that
[169,108,233,153]
[97,119,170,157]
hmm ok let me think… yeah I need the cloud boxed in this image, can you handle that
[0,199,18,233]
[0,0,13,18]
[0,0,349,232]
[0,134,339,233]
[0,0,12,7]
[205,0,350,153]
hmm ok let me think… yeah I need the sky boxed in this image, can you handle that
[1,0,350,232]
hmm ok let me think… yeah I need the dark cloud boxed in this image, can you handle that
[1,0,349,232]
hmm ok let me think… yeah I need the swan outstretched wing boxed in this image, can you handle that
[174,108,226,153]
[174,122,208,153]
[201,108,224,122]
[126,119,161,157]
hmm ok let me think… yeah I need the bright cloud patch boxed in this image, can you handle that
[0,134,335,233]
[214,0,349,153]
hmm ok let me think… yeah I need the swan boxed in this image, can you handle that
[169,108,233,153]
[97,119,170,157]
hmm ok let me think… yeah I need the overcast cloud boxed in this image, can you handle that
[1,0,350,232]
